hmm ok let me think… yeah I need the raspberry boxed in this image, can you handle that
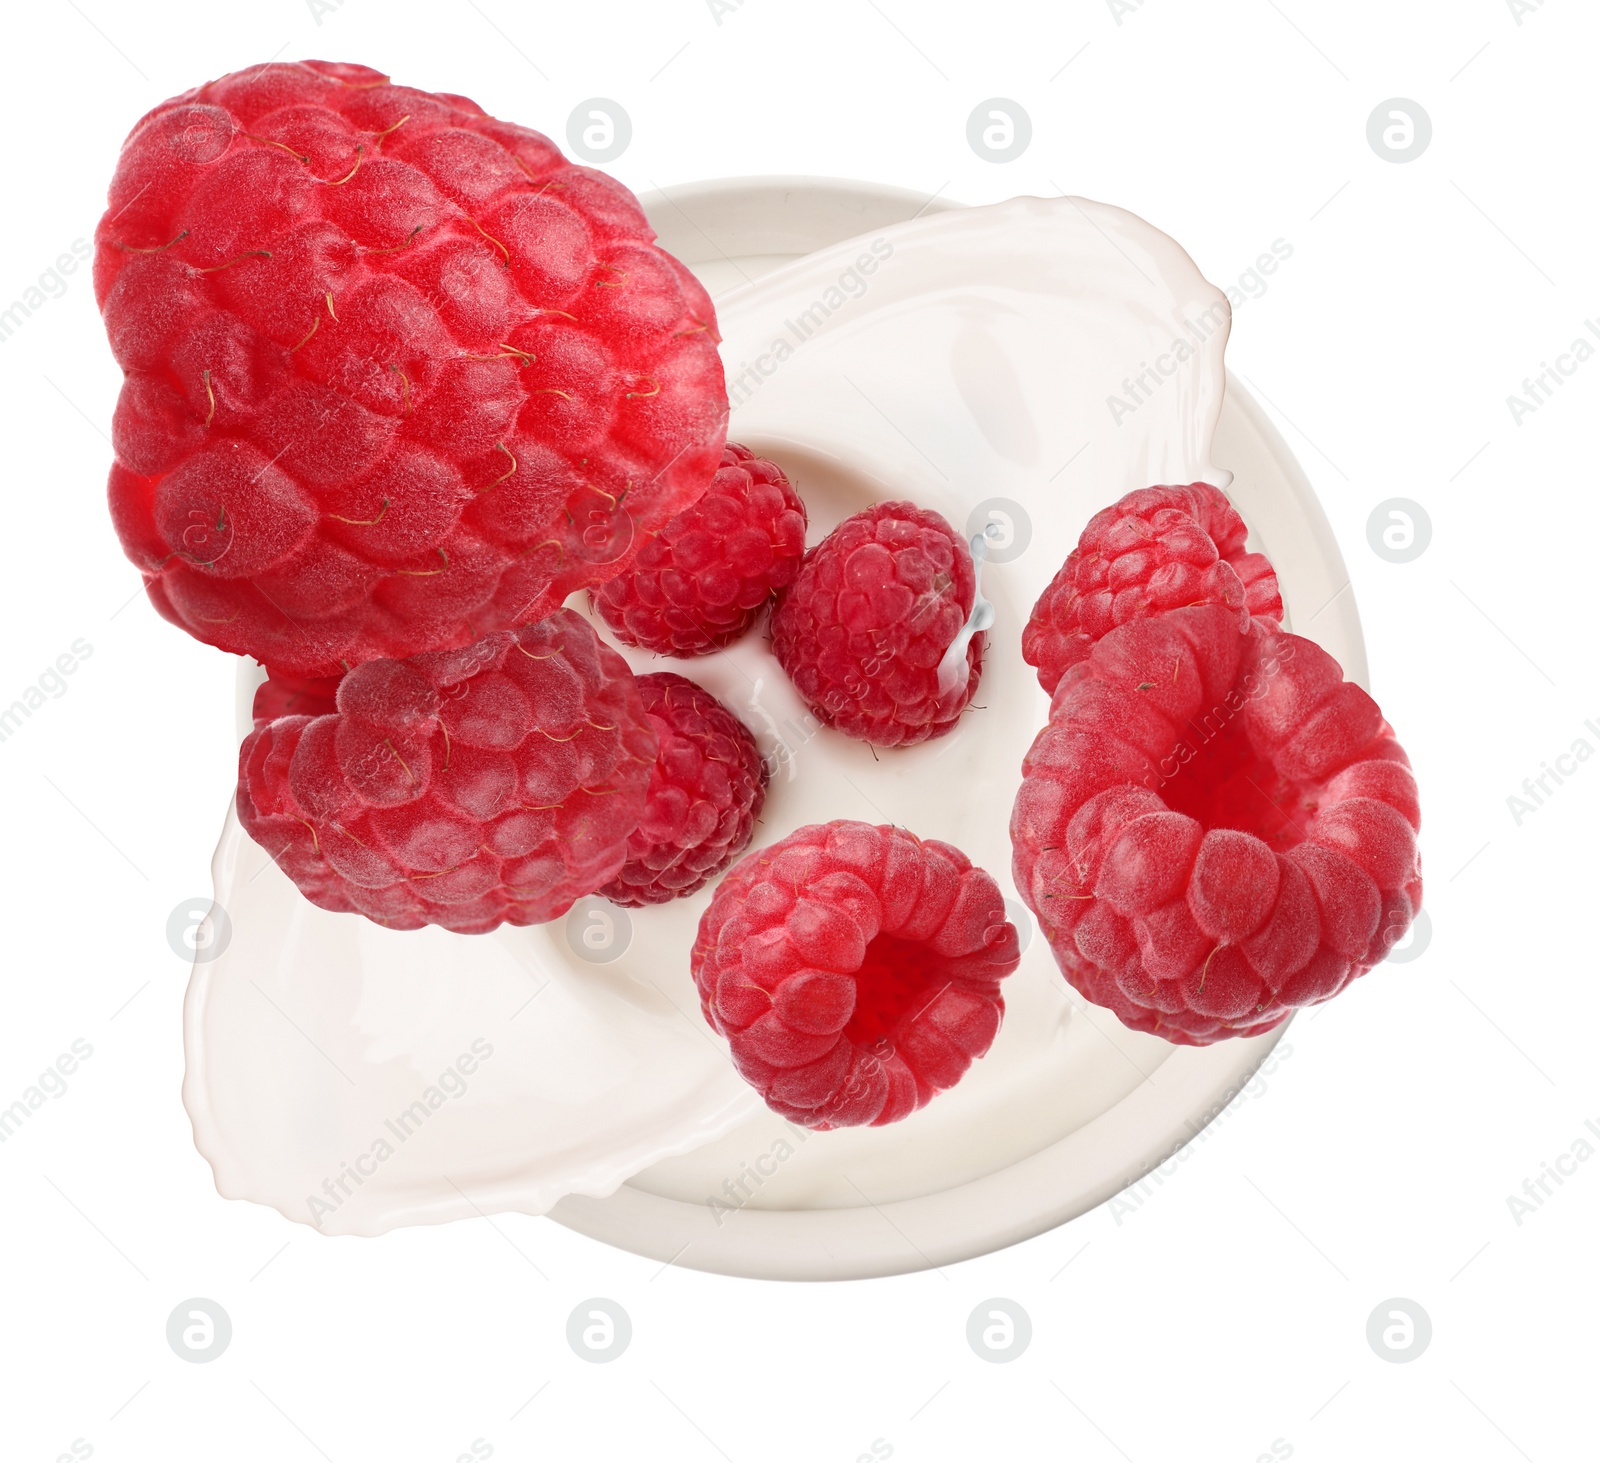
[590,443,806,656]
[96,61,726,679]
[692,820,1021,1128]
[770,501,984,748]
[1022,484,1282,695]
[236,608,655,934]
[252,669,341,723]
[1011,606,1422,1044]
[598,672,768,907]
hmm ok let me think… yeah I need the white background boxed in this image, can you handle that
[1,0,1594,1459]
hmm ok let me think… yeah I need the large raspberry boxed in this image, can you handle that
[692,821,1021,1128]
[770,501,983,748]
[1022,484,1282,695]
[237,609,655,934]
[590,443,806,655]
[97,61,726,679]
[1011,606,1421,1044]
[598,672,768,907]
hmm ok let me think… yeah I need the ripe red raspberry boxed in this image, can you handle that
[1011,606,1422,1045]
[590,443,806,656]
[692,821,1021,1129]
[1022,484,1282,695]
[237,608,655,934]
[770,501,983,748]
[252,669,341,724]
[96,61,726,679]
[598,672,768,907]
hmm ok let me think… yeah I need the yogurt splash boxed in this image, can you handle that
[936,529,1000,703]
